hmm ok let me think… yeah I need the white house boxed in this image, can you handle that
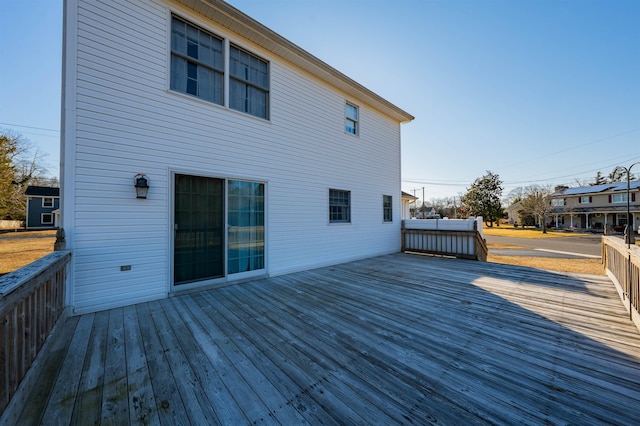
[61,0,414,313]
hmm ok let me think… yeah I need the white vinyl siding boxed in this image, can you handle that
[65,0,404,313]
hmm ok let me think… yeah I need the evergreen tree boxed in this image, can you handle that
[461,171,504,227]
[591,171,606,185]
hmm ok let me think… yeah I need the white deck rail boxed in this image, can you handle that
[401,218,487,261]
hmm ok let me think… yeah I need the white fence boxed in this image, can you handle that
[0,220,23,230]
[401,217,487,261]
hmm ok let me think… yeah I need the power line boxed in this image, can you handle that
[498,127,640,171]
[0,122,60,133]
[403,155,640,189]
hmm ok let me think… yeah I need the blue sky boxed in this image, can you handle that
[1,0,638,201]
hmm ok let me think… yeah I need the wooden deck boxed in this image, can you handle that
[14,253,640,425]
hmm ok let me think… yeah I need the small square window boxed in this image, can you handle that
[383,195,392,222]
[345,103,358,135]
[329,189,351,223]
[42,197,54,208]
[41,213,53,225]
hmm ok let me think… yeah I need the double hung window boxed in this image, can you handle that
[170,16,224,105]
[329,189,351,223]
[229,46,269,119]
[383,195,392,222]
[170,15,269,119]
[345,103,358,135]
[42,197,54,208]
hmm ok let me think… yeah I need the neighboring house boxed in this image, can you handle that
[504,200,521,225]
[401,191,418,220]
[24,186,60,229]
[548,183,640,232]
[61,0,414,313]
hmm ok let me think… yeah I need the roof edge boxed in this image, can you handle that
[175,0,414,123]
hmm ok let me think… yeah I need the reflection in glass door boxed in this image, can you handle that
[228,180,264,274]
[174,174,224,285]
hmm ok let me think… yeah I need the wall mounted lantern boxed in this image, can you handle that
[134,174,149,199]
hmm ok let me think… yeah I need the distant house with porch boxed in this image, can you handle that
[548,183,640,232]
[61,0,413,313]
[25,186,60,229]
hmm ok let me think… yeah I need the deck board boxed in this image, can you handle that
[15,253,640,425]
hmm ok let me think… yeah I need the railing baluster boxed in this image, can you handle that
[602,236,640,330]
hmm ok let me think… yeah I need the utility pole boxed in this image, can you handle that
[453,196,457,219]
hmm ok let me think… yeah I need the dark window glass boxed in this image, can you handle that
[170,16,224,105]
[329,189,351,223]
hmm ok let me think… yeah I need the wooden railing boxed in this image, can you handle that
[602,236,640,331]
[0,250,71,416]
[401,221,488,261]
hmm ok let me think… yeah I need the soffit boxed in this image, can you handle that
[173,0,414,123]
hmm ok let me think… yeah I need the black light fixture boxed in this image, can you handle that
[134,174,149,199]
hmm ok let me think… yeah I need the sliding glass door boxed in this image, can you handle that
[228,180,264,274]
[173,175,265,287]
[174,174,225,285]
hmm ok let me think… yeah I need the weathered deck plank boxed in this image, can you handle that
[13,253,640,425]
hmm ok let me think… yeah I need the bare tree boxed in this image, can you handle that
[519,184,553,233]
[0,130,51,220]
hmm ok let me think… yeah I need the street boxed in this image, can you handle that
[485,233,606,258]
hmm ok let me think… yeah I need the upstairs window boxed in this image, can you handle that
[229,45,269,119]
[329,189,351,223]
[345,103,358,135]
[383,195,392,222]
[551,198,564,207]
[611,193,628,203]
[170,16,224,105]
[42,197,54,208]
[579,196,592,204]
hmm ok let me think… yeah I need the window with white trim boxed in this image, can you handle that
[611,193,628,203]
[345,103,358,135]
[229,46,269,119]
[170,15,270,119]
[551,198,564,207]
[170,16,224,105]
[329,189,351,223]
[41,213,53,225]
[383,195,392,222]
[42,197,54,208]
[579,196,591,204]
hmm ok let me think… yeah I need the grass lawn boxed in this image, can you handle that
[483,225,588,239]
[0,230,56,275]
[483,224,604,275]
